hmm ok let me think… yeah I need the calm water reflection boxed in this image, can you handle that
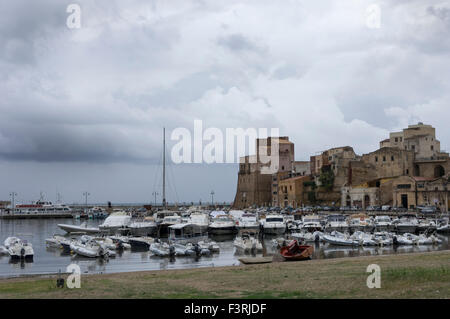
[0,218,449,278]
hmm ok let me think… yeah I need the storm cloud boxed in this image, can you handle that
[1,0,450,203]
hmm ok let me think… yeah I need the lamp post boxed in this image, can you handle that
[210,190,215,207]
[83,192,90,214]
[152,191,159,207]
[9,192,17,214]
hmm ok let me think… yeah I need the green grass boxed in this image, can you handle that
[1,250,449,299]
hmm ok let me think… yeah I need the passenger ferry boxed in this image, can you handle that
[1,200,73,218]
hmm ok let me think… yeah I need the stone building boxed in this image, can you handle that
[233,137,294,208]
[392,175,450,212]
[278,175,311,208]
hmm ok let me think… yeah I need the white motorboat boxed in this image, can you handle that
[374,216,392,232]
[8,239,34,260]
[301,215,323,232]
[127,220,157,237]
[350,231,377,246]
[70,240,111,258]
[4,237,20,249]
[98,211,132,235]
[233,231,263,253]
[262,215,286,235]
[322,231,360,246]
[437,222,450,234]
[393,215,419,233]
[208,214,237,235]
[372,232,394,246]
[348,214,373,232]
[45,235,71,249]
[157,214,182,237]
[188,212,210,233]
[109,236,132,250]
[149,242,174,257]
[291,231,323,243]
[236,213,260,231]
[393,234,415,245]
[58,222,100,234]
[197,239,220,253]
[325,215,349,233]
[172,243,196,256]
[0,245,8,256]
[417,219,437,232]
[169,223,208,244]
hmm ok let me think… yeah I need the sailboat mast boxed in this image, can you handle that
[162,127,166,208]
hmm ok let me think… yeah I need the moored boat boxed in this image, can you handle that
[279,240,313,261]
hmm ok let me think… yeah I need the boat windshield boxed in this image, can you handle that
[266,217,283,223]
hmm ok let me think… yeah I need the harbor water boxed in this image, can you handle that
[1,218,449,278]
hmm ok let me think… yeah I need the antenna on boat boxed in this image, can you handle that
[162,127,167,209]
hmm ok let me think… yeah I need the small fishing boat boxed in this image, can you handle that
[279,240,313,261]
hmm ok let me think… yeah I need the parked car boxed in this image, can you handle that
[381,205,391,211]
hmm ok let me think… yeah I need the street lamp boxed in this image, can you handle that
[152,191,159,207]
[9,192,17,214]
[83,192,90,214]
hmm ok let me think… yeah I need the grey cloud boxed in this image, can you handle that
[217,34,265,53]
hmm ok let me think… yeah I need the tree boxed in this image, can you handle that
[319,166,335,192]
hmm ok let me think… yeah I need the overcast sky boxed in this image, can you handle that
[1,0,450,204]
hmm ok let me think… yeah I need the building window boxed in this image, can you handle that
[383,156,386,162]
[400,137,403,142]
[281,166,285,170]
[290,186,292,191]
[395,137,398,142]
[391,156,394,161]
[375,156,378,162]
[431,145,434,151]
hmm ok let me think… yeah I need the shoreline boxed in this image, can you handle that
[1,250,449,299]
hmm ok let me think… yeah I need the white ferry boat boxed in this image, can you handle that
[3,200,72,218]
